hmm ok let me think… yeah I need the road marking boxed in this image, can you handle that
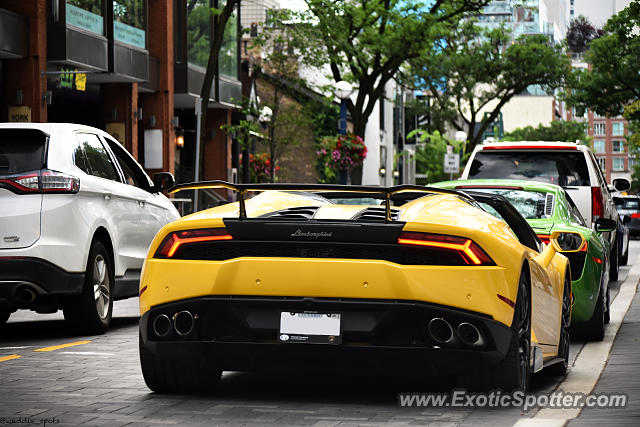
[0,354,21,362]
[59,351,113,356]
[0,346,34,350]
[34,341,92,352]
[515,253,640,426]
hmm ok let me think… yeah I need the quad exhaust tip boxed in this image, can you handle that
[457,322,485,347]
[174,310,195,336]
[152,314,172,337]
[428,317,454,344]
[16,286,37,304]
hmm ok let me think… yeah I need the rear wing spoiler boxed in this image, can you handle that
[168,180,475,222]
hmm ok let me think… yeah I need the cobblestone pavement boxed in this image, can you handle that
[0,243,636,426]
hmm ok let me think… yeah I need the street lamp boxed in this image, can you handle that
[259,106,273,126]
[454,131,467,143]
[334,81,352,135]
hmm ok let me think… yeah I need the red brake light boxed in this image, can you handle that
[537,234,550,245]
[591,187,604,220]
[397,232,494,265]
[155,228,233,258]
[631,213,640,219]
[482,145,578,151]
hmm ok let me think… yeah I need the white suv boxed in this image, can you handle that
[460,141,630,280]
[0,123,179,332]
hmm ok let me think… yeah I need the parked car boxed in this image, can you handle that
[139,182,573,393]
[0,123,180,332]
[460,141,630,281]
[434,179,614,340]
[614,195,640,238]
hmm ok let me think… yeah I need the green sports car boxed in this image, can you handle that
[433,179,616,341]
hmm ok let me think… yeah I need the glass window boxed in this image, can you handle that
[597,156,606,171]
[593,140,605,153]
[76,133,121,181]
[613,140,625,152]
[613,157,624,171]
[66,0,104,35]
[113,0,146,49]
[73,142,91,175]
[188,0,211,68]
[468,151,590,186]
[630,158,638,169]
[0,129,47,175]
[612,122,625,136]
[103,136,152,189]
[466,188,552,219]
[219,0,238,79]
[594,122,605,135]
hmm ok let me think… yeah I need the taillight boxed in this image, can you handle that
[397,232,494,265]
[0,169,79,194]
[537,234,551,245]
[631,213,640,219]
[155,228,233,258]
[591,187,604,220]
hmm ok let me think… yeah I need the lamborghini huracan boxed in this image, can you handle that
[138,182,577,393]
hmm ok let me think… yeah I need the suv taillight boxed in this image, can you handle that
[0,169,79,194]
[591,186,604,220]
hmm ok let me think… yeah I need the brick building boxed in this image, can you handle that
[0,0,241,205]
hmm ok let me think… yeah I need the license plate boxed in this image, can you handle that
[279,312,341,344]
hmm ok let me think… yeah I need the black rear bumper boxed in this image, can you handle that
[0,257,84,308]
[140,296,514,377]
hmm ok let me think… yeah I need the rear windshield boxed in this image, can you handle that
[0,129,47,176]
[613,197,640,210]
[468,151,590,186]
[468,189,551,219]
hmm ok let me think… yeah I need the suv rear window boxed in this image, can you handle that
[0,129,47,176]
[468,151,590,186]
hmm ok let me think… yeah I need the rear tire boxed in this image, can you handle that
[463,271,531,391]
[604,285,611,324]
[585,285,605,341]
[63,240,114,334]
[139,334,221,394]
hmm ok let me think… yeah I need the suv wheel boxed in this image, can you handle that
[63,240,114,334]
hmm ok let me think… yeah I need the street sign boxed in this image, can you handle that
[444,153,459,174]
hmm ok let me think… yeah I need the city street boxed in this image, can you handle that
[0,242,638,426]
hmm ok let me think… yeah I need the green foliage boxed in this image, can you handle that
[277,1,489,138]
[409,130,465,183]
[407,20,570,152]
[187,0,211,68]
[502,121,589,142]
[565,2,640,117]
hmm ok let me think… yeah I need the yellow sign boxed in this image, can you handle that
[75,71,87,91]
[8,106,31,122]
[106,122,126,145]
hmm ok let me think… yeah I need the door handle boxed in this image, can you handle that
[138,200,145,208]
[103,192,112,200]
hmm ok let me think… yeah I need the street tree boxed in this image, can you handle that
[294,0,490,139]
[502,120,588,142]
[407,21,570,154]
[566,15,602,54]
[195,0,240,183]
[565,2,640,117]
[250,9,319,182]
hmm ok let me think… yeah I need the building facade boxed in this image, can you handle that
[0,0,242,209]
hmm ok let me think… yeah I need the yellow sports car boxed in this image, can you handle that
[138,182,577,393]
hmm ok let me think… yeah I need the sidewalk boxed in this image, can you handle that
[568,282,640,425]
